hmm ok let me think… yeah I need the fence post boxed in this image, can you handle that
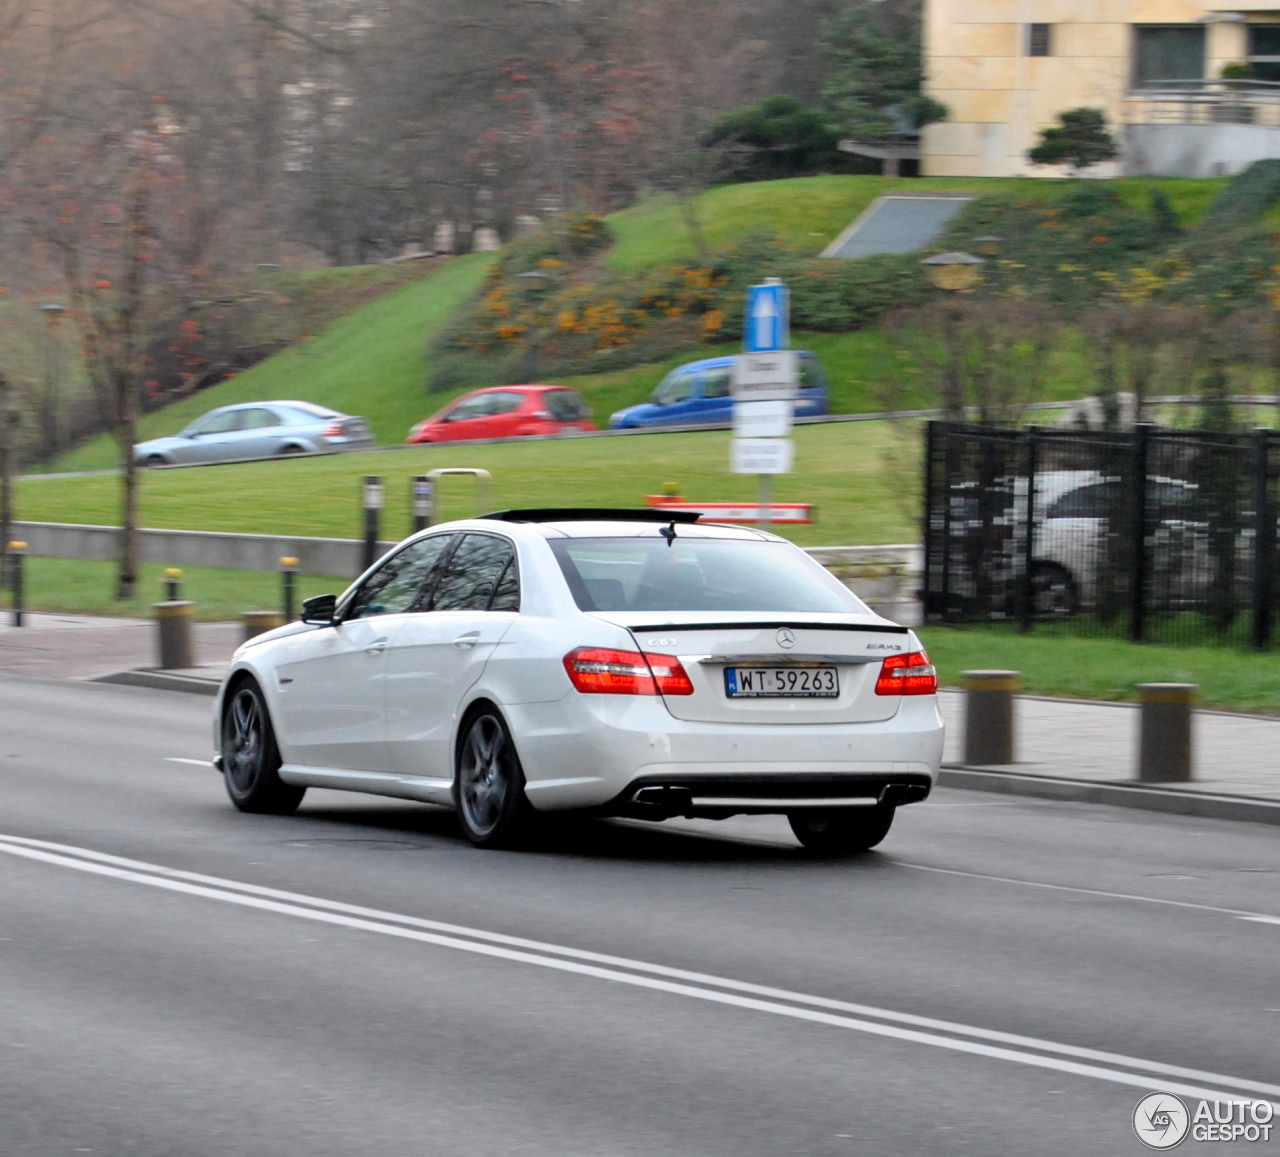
[939,424,954,621]
[1018,426,1039,634]
[412,474,434,533]
[1128,422,1151,643]
[361,475,383,574]
[962,670,1019,764]
[921,421,937,621]
[1249,428,1274,651]
[1136,683,1195,782]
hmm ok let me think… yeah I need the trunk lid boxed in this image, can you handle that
[592,611,911,725]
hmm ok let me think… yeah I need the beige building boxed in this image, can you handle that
[922,0,1280,177]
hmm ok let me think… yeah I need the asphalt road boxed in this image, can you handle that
[0,673,1276,1157]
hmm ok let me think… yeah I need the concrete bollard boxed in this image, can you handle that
[154,600,195,670]
[242,610,286,642]
[963,670,1020,765]
[7,540,26,627]
[1136,683,1196,783]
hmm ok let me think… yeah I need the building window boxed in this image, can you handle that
[1134,26,1206,86]
[1028,24,1052,57]
[1247,24,1280,83]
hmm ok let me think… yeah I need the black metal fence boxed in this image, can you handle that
[922,422,1280,648]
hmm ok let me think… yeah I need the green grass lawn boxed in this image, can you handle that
[605,175,1229,272]
[0,557,347,621]
[920,626,1280,715]
[15,420,922,549]
[37,254,496,475]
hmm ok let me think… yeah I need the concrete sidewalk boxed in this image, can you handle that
[0,612,237,685]
[2,613,1278,823]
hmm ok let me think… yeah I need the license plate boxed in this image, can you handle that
[724,666,839,698]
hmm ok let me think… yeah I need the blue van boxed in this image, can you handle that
[607,352,829,430]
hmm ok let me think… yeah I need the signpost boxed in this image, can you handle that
[733,278,796,528]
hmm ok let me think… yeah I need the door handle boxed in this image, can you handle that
[454,631,481,649]
[365,638,388,655]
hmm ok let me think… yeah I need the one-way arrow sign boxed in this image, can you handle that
[743,279,789,352]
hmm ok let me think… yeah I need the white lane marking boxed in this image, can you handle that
[896,861,1280,925]
[0,833,1277,1106]
[166,758,212,768]
[1243,916,1280,926]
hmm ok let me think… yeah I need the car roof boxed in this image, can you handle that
[460,384,575,396]
[211,400,341,416]
[405,516,777,543]
[670,352,815,373]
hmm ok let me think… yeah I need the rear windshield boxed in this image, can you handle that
[544,390,583,420]
[549,537,866,614]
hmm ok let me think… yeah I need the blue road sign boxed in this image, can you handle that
[743,279,789,352]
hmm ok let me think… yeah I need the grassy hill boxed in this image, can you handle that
[17,420,921,549]
[35,173,1227,475]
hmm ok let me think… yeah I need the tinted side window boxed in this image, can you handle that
[487,392,526,416]
[489,558,520,612]
[1047,483,1120,519]
[347,535,454,619]
[653,371,694,404]
[242,408,282,429]
[446,396,491,422]
[429,534,517,612]
[702,369,732,399]
[192,410,241,435]
[799,357,828,390]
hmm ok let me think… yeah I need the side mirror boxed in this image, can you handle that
[301,593,337,626]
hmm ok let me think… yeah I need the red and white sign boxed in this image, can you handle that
[645,497,813,524]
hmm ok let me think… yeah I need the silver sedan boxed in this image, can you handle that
[134,401,374,467]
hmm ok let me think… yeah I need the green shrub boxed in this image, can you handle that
[1200,159,1280,232]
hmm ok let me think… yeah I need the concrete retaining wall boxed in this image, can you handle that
[13,521,397,579]
[13,522,923,620]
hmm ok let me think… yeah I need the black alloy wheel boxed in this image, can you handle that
[454,709,532,848]
[788,805,895,854]
[221,680,306,814]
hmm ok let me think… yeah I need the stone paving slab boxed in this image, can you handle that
[0,613,240,682]
[938,689,1280,801]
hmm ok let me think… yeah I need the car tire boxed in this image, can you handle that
[1029,562,1079,617]
[145,455,167,468]
[454,707,533,849]
[220,679,306,815]
[788,805,894,854]
[278,444,305,456]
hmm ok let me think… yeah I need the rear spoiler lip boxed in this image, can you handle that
[607,619,910,635]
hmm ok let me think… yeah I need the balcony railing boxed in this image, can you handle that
[1126,78,1280,127]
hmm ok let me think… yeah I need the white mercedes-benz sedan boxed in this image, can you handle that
[213,509,944,853]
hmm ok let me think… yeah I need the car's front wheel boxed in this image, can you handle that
[454,708,532,848]
[145,454,167,469]
[788,805,894,854]
[221,680,306,814]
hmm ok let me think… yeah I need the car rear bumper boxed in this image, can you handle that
[501,692,944,813]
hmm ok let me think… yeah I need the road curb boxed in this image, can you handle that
[939,765,1280,827]
[91,669,221,697]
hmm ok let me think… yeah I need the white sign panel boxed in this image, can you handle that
[731,437,794,475]
[732,351,799,402]
[733,399,793,439]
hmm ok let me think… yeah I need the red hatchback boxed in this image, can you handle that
[406,385,596,444]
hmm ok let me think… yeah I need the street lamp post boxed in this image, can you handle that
[920,252,986,422]
[38,303,66,459]
[517,270,549,382]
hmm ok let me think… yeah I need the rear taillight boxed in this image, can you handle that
[321,422,344,438]
[875,651,937,696]
[563,647,694,696]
